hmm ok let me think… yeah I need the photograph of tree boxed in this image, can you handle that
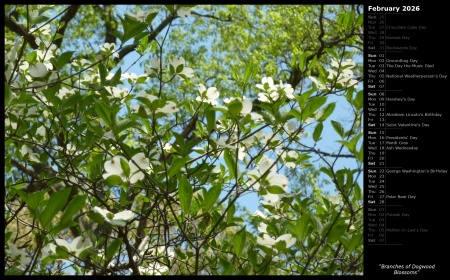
[4,5,364,275]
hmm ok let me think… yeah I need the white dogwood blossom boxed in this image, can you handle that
[6,244,31,266]
[247,155,288,191]
[197,84,220,106]
[256,220,297,250]
[176,7,191,18]
[132,92,179,114]
[49,236,92,258]
[100,42,119,58]
[103,153,150,183]
[168,56,194,79]
[29,62,48,78]
[93,206,134,227]
[257,77,295,102]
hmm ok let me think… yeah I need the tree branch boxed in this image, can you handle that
[54,5,80,48]
[192,11,232,22]
[292,148,356,158]
[4,12,38,49]
[114,13,176,63]
[103,5,117,45]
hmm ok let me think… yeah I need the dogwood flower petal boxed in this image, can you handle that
[157,101,179,113]
[177,7,191,18]
[112,210,134,224]
[29,62,48,78]
[276,234,296,248]
[104,155,127,178]
[93,206,134,227]
[241,98,253,114]
[258,222,268,233]
[257,233,277,247]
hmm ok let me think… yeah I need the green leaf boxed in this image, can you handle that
[223,149,236,179]
[313,122,323,142]
[136,96,154,114]
[50,221,77,236]
[296,88,315,108]
[41,187,72,227]
[56,245,70,259]
[172,132,185,151]
[327,224,347,243]
[343,10,355,31]
[137,104,149,119]
[136,34,149,55]
[88,211,106,224]
[98,63,107,86]
[303,96,327,120]
[325,48,339,60]
[41,255,58,267]
[165,5,175,14]
[289,108,302,121]
[5,82,12,104]
[354,90,363,111]
[110,30,124,41]
[175,63,184,74]
[26,50,37,63]
[248,249,258,268]
[59,194,87,224]
[310,214,323,234]
[275,239,288,252]
[5,231,13,243]
[95,101,113,129]
[94,101,113,128]
[335,169,346,186]
[119,15,149,43]
[210,105,229,114]
[331,120,344,138]
[289,212,311,240]
[145,11,159,24]
[55,51,75,70]
[348,233,363,252]
[42,84,60,108]
[168,157,188,179]
[203,185,221,212]
[240,113,252,126]
[119,158,130,178]
[339,234,351,251]
[266,185,286,194]
[52,194,87,234]
[227,201,236,223]
[320,166,333,179]
[21,190,44,214]
[31,15,50,25]
[298,52,308,72]
[219,257,233,275]
[227,99,243,119]
[233,226,247,257]
[316,102,335,122]
[356,142,364,163]
[110,67,122,86]
[243,62,254,84]
[5,267,24,275]
[104,174,123,186]
[178,174,192,212]
[106,239,122,260]
[127,24,149,43]
[87,120,104,136]
[115,119,138,133]
[354,183,362,201]
[205,107,216,133]
[337,132,362,153]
